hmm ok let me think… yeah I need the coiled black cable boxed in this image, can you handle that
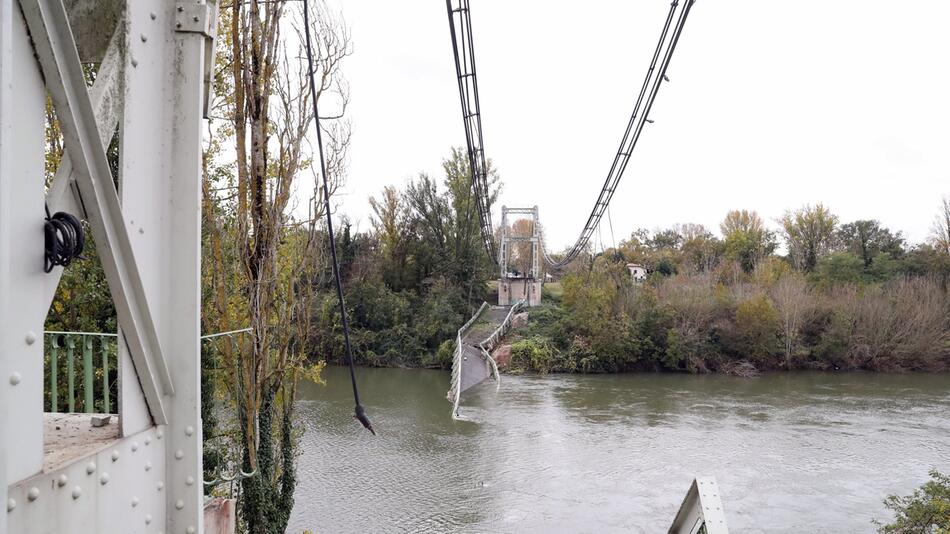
[44,205,85,273]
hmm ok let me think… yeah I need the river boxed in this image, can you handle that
[288,367,949,533]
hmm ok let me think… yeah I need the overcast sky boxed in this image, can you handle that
[321,0,949,250]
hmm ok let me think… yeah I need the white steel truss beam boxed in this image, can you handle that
[42,24,124,305]
[668,477,730,534]
[18,0,172,423]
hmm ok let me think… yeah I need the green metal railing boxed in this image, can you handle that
[200,327,255,496]
[44,331,118,414]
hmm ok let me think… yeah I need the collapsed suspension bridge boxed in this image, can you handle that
[443,3,729,531]
[445,0,697,401]
[0,0,727,531]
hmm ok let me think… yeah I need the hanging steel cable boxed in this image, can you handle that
[445,0,698,270]
[445,0,497,262]
[545,0,697,268]
[303,0,374,436]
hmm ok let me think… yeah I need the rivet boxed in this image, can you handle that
[25,331,36,345]
[145,437,152,445]
[145,514,152,524]
[187,526,196,534]
[131,497,139,507]
[57,474,68,487]
[185,476,194,486]
[176,22,182,28]
[150,12,156,20]
[86,462,96,475]
[185,426,194,436]
[7,498,15,512]
[111,450,120,462]
[140,33,148,42]
[131,442,139,452]
[9,372,21,386]
[157,429,164,439]
[192,15,199,22]
[145,461,152,471]
[157,481,164,491]
[175,450,184,460]
[27,487,39,502]
[72,486,82,499]
[99,473,110,485]
[131,57,139,68]
[175,499,184,510]
[177,5,184,12]
[139,228,144,234]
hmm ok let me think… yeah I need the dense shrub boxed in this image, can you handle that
[509,337,557,374]
[875,470,950,533]
[525,267,950,374]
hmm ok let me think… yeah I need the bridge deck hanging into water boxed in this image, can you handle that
[0,0,729,530]
[444,1,730,531]
[447,301,524,417]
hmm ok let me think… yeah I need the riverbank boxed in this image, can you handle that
[495,271,950,375]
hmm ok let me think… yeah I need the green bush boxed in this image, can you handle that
[734,294,781,365]
[876,470,950,533]
[509,337,557,374]
[425,339,456,369]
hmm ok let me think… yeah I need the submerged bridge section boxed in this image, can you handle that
[447,301,524,417]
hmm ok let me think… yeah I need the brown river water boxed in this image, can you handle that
[288,366,949,533]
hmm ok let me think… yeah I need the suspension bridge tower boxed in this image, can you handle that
[498,206,543,306]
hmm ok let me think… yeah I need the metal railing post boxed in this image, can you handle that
[102,340,110,413]
[45,331,119,414]
[83,335,94,412]
[67,335,76,412]
[50,335,59,411]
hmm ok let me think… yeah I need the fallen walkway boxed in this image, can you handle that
[447,300,524,417]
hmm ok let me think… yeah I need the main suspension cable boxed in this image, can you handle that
[445,0,698,271]
[303,0,374,436]
[446,0,496,262]
[544,0,697,269]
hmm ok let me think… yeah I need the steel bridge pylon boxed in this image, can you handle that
[1,0,217,532]
[498,206,542,306]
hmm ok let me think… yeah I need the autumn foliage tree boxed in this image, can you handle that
[201,1,351,531]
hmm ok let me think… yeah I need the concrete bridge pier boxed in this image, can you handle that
[498,278,541,306]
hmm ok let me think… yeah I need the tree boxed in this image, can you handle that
[931,196,950,255]
[369,185,412,290]
[780,203,839,272]
[770,273,813,368]
[677,223,721,273]
[650,227,683,250]
[837,219,904,268]
[734,294,781,364]
[876,469,950,533]
[211,1,352,531]
[815,252,866,286]
[720,209,776,273]
[506,218,537,276]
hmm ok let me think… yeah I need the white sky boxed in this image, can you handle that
[323,0,950,249]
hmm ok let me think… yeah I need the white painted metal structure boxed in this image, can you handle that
[448,302,488,418]
[1,0,215,531]
[477,298,524,383]
[498,206,542,306]
[668,477,730,534]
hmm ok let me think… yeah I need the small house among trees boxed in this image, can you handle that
[626,263,647,283]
